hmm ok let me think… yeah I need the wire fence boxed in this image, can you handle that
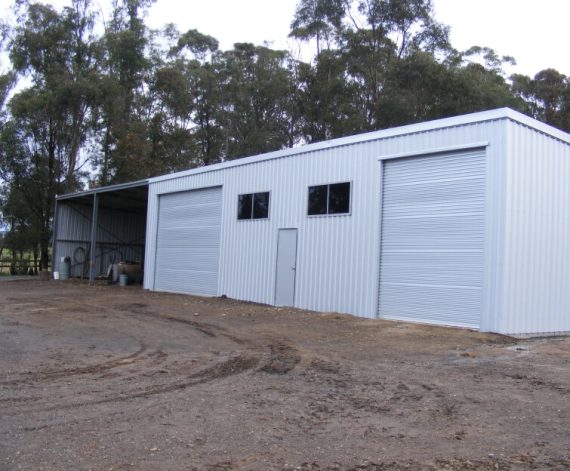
[0,259,50,276]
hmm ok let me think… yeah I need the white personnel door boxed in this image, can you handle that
[275,228,298,306]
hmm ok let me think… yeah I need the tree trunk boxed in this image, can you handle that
[33,245,39,274]
[40,238,49,270]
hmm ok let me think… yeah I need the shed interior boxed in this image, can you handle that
[53,182,148,281]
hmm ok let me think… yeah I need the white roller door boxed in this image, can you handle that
[379,149,485,328]
[154,187,222,296]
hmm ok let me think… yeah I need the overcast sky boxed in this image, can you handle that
[1,0,568,77]
[145,0,570,77]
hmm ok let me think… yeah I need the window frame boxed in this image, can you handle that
[237,191,271,221]
[307,180,352,217]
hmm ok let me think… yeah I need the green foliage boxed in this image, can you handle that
[289,0,345,55]
[172,29,219,59]
[1,0,98,268]
[512,69,570,131]
[293,49,365,142]
[218,43,294,158]
[93,0,153,184]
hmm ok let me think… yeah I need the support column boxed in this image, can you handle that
[89,193,99,283]
[51,199,59,277]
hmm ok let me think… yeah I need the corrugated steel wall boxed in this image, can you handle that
[145,119,509,321]
[55,202,146,277]
[498,121,570,335]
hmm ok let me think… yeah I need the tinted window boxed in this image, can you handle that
[238,192,269,220]
[253,192,270,219]
[308,185,327,215]
[238,193,253,220]
[308,182,351,215]
[328,182,350,214]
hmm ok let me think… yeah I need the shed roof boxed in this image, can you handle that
[56,180,148,215]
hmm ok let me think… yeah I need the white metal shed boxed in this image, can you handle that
[141,108,570,336]
[55,108,570,336]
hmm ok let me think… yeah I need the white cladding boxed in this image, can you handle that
[498,120,570,335]
[143,108,570,336]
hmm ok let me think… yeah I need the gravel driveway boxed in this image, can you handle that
[1,280,569,470]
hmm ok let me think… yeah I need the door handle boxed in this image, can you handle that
[291,266,296,270]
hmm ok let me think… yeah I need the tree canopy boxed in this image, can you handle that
[0,0,568,268]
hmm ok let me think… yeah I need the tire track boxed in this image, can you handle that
[0,342,148,386]
[3,353,260,415]
[259,340,301,374]
[1,297,305,417]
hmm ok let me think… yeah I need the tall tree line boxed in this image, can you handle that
[0,0,569,270]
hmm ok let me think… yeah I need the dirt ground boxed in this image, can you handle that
[1,280,569,471]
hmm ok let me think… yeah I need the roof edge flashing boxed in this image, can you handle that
[502,108,570,144]
[56,179,149,201]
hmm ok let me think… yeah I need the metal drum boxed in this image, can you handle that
[60,256,71,280]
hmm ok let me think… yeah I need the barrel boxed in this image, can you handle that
[60,256,71,280]
[119,273,128,287]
